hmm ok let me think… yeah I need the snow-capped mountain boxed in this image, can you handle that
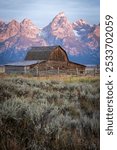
[43,12,75,40]
[0,20,20,42]
[42,12,83,56]
[20,19,40,39]
[0,12,100,65]
[72,19,92,37]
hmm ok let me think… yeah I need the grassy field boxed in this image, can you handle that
[0,75,100,150]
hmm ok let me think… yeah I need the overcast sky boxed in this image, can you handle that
[0,0,100,27]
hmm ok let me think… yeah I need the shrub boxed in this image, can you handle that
[0,77,100,150]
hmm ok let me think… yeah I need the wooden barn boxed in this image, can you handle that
[5,60,38,74]
[25,46,86,73]
[5,46,86,75]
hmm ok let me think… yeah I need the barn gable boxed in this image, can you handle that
[49,47,68,62]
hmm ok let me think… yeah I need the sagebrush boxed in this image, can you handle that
[0,77,100,150]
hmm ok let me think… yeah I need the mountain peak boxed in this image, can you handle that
[20,18,40,39]
[43,11,74,40]
[78,19,86,24]
[56,12,65,17]
[53,12,67,22]
[10,19,18,23]
[73,19,87,27]
[21,18,33,24]
[8,20,20,27]
[0,19,20,42]
[72,19,91,35]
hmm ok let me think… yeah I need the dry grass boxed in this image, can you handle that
[0,76,100,150]
[0,73,100,83]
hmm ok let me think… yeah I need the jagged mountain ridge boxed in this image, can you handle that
[0,12,100,65]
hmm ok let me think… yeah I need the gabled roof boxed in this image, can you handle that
[25,45,60,61]
[5,60,40,67]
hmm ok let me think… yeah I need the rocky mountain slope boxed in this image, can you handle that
[0,12,100,65]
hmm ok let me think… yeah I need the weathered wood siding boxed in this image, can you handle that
[35,61,85,72]
[5,66,25,74]
[68,62,85,71]
[49,47,68,62]
[5,64,36,74]
[46,61,68,69]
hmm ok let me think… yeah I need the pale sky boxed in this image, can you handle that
[0,0,100,27]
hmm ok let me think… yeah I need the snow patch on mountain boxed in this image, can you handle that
[73,30,80,37]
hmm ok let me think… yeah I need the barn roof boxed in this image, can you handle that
[69,61,86,67]
[5,60,40,67]
[25,45,60,61]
